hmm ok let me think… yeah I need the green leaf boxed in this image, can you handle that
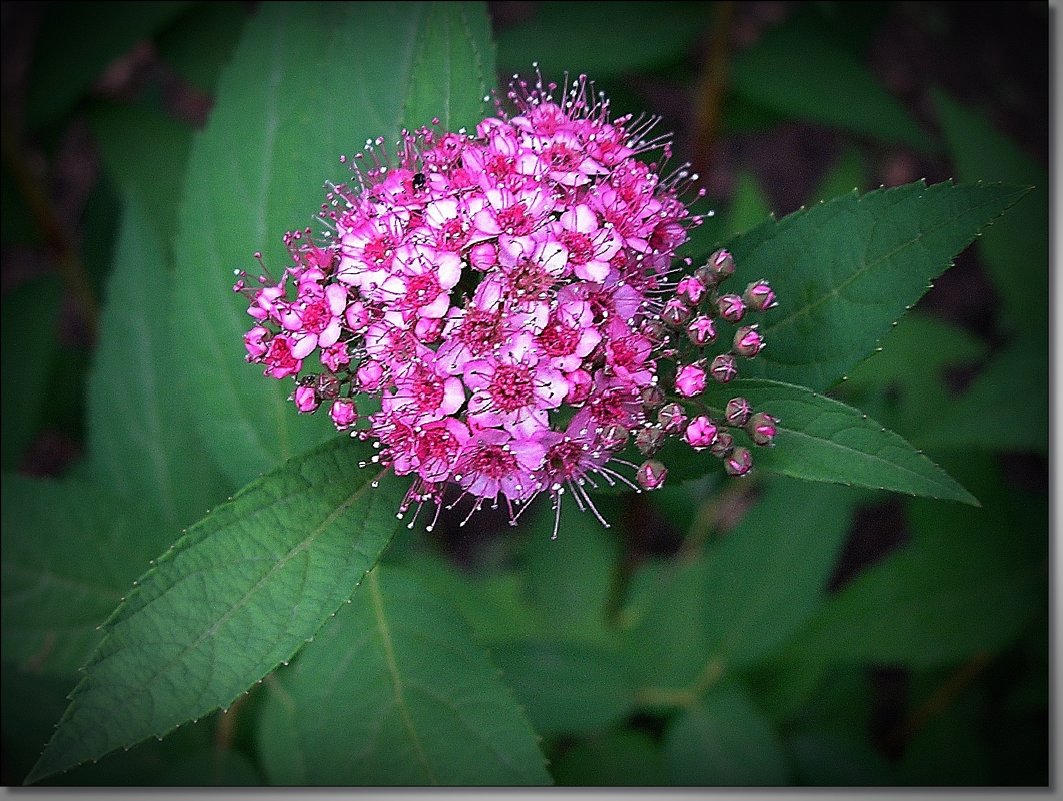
[833,312,988,440]
[1,474,173,677]
[723,172,772,237]
[552,729,665,786]
[173,2,497,487]
[789,732,894,785]
[490,640,637,737]
[786,471,1046,669]
[256,565,550,785]
[624,478,857,687]
[917,332,1047,454]
[662,683,790,784]
[26,1,191,129]
[932,90,1047,332]
[725,180,1030,392]
[495,2,709,78]
[155,748,263,785]
[87,102,194,248]
[702,379,977,504]
[1,276,62,469]
[157,1,250,95]
[25,437,405,784]
[87,194,230,527]
[731,18,931,150]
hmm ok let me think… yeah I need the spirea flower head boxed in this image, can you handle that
[237,71,781,537]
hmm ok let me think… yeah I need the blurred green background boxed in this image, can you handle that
[1,0,1050,786]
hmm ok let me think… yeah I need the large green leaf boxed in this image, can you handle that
[256,565,550,785]
[624,478,857,688]
[552,729,665,786]
[1,276,62,469]
[87,195,229,527]
[730,17,930,150]
[701,378,978,505]
[87,103,194,248]
[1,475,172,677]
[173,2,496,486]
[157,1,250,95]
[495,1,709,78]
[662,683,790,785]
[784,465,1046,669]
[25,438,405,783]
[723,180,1029,392]
[932,90,1048,332]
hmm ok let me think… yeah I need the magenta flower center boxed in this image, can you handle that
[489,363,536,412]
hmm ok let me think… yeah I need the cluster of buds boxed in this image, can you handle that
[237,70,779,535]
[630,246,779,488]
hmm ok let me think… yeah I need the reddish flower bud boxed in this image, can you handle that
[674,363,707,398]
[676,274,707,305]
[565,368,593,405]
[329,398,358,429]
[635,426,666,456]
[316,372,341,401]
[743,280,777,311]
[600,423,630,451]
[703,248,735,282]
[293,384,320,414]
[724,397,752,427]
[716,294,746,323]
[709,429,734,458]
[747,412,777,446]
[356,359,385,391]
[684,416,719,450]
[640,384,666,409]
[686,315,717,346]
[657,402,687,434]
[724,446,753,476]
[733,326,765,358]
[636,459,668,490]
[662,297,692,327]
[710,353,738,383]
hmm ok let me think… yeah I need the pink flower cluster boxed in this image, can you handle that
[238,74,778,535]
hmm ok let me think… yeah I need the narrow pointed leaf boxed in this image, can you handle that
[88,195,229,527]
[1,475,172,677]
[25,438,404,784]
[723,180,1030,391]
[256,566,550,785]
[173,2,496,487]
[703,378,977,504]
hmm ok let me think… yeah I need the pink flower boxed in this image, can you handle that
[238,71,779,529]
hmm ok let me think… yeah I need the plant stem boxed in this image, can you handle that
[691,1,735,176]
[1,121,99,337]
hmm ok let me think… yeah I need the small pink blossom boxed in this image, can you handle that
[674,363,707,398]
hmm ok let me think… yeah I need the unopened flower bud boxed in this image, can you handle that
[640,317,668,342]
[415,317,443,343]
[565,369,593,405]
[329,398,358,429]
[657,402,687,434]
[469,241,497,270]
[674,363,707,398]
[733,326,765,358]
[316,372,341,400]
[710,353,738,383]
[345,301,369,331]
[640,384,666,409]
[684,416,719,450]
[636,460,668,490]
[635,426,666,456]
[743,280,777,311]
[747,412,778,446]
[599,423,630,451]
[724,446,753,476]
[356,359,385,390]
[676,274,707,305]
[661,297,692,327]
[710,429,734,458]
[716,294,746,323]
[702,248,735,283]
[686,315,717,346]
[724,397,752,427]
[293,384,320,414]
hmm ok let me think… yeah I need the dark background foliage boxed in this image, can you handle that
[1,0,1050,786]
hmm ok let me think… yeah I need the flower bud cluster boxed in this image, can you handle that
[237,71,779,533]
